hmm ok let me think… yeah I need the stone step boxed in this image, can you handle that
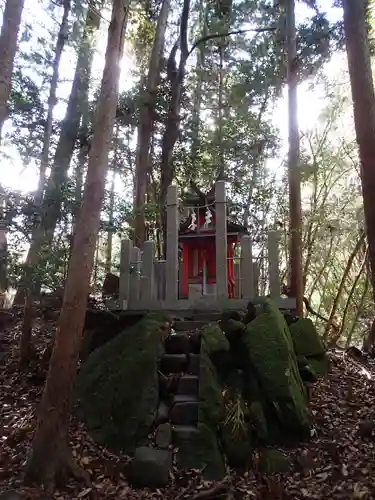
[159,354,188,374]
[173,393,198,403]
[174,320,207,332]
[164,333,201,355]
[128,446,172,488]
[170,399,199,425]
[187,353,200,375]
[177,375,199,395]
[191,312,222,322]
[164,334,191,354]
[172,424,200,442]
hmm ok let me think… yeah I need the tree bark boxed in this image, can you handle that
[134,0,171,248]
[23,0,127,490]
[36,0,71,206]
[0,0,25,142]
[19,0,71,367]
[159,0,190,248]
[285,0,303,316]
[0,195,7,306]
[343,0,375,302]
[323,231,366,342]
[341,247,368,340]
[105,169,116,274]
[13,2,103,306]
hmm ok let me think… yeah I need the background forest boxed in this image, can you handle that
[0,0,372,349]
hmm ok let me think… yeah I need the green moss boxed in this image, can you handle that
[76,313,168,453]
[289,318,326,357]
[221,421,253,468]
[307,356,330,376]
[242,299,311,438]
[258,448,291,473]
[175,423,225,480]
[201,323,230,354]
[199,344,225,428]
[220,319,246,338]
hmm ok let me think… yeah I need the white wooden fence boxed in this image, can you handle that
[118,182,296,311]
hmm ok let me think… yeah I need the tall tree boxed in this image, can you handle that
[285,0,303,316]
[24,0,128,489]
[343,0,375,348]
[20,0,72,367]
[134,0,171,247]
[0,0,25,142]
[13,2,104,306]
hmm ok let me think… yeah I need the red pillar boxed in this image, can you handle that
[182,244,189,297]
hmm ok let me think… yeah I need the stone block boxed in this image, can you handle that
[159,353,188,374]
[177,375,199,395]
[0,492,25,500]
[174,320,207,332]
[187,353,200,375]
[164,334,191,354]
[128,446,172,488]
[155,401,170,425]
[155,422,172,448]
[170,396,199,425]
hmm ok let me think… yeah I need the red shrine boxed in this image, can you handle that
[179,185,247,299]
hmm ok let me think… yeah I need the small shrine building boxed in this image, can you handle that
[179,185,247,299]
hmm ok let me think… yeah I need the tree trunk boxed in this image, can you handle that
[36,0,71,206]
[19,0,71,367]
[23,0,127,490]
[159,0,190,249]
[285,0,303,316]
[323,231,366,342]
[343,0,375,302]
[0,0,25,142]
[105,169,116,274]
[341,247,368,340]
[13,2,103,306]
[0,195,7,306]
[74,95,91,223]
[134,0,171,248]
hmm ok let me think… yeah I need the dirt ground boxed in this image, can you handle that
[1,315,375,499]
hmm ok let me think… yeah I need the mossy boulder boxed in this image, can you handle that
[242,299,311,438]
[201,323,230,354]
[258,448,291,473]
[80,310,145,361]
[199,324,227,429]
[76,312,169,453]
[307,356,330,377]
[221,422,252,468]
[221,392,253,468]
[289,318,329,377]
[174,423,225,480]
[296,355,318,383]
[289,318,326,358]
[220,319,246,338]
[201,323,232,379]
[199,349,225,428]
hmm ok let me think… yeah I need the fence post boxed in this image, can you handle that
[240,235,254,298]
[129,246,141,306]
[165,185,179,304]
[215,181,228,298]
[268,230,280,299]
[141,240,154,302]
[119,239,132,309]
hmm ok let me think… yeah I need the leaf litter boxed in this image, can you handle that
[1,313,375,499]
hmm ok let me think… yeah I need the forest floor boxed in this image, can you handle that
[1,314,375,500]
